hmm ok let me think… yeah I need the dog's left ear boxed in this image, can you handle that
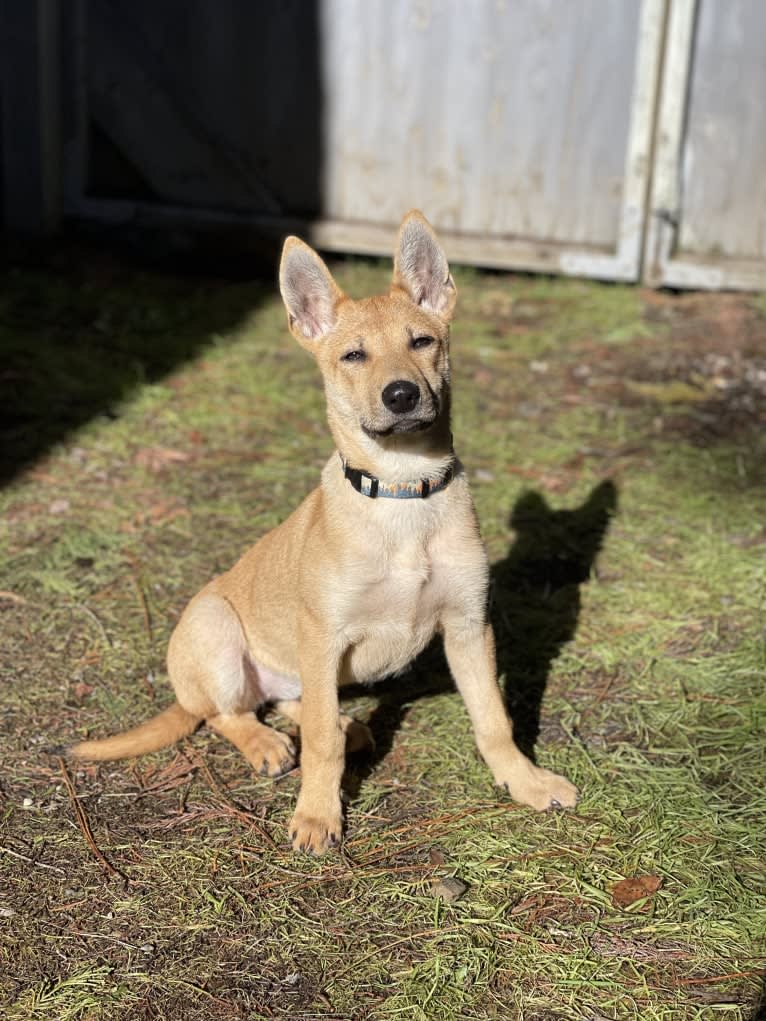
[393,210,457,321]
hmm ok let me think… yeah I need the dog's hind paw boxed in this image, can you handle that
[250,729,296,778]
[343,718,375,755]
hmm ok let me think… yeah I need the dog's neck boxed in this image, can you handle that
[329,411,455,487]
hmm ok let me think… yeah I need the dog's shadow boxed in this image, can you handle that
[342,479,618,795]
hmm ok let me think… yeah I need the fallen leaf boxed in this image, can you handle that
[611,874,662,908]
[131,501,190,529]
[73,682,94,700]
[509,895,539,915]
[135,447,191,473]
[429,846,446,866]
[76,649,102,667]
[0,591,27,605]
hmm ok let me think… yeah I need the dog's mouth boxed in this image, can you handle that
[361,415,438,439]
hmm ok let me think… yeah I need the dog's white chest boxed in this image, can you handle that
[357,533,439,609]
[338,537,446,683]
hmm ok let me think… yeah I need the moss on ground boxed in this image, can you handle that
[1,254,764,1020]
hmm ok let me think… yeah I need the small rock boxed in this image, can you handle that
[0,906,16,918]
[518,401,541,418]
[431,876,468,902]
[22,797,33,808]
[49,499,70,515]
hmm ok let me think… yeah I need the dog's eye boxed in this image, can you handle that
[341,349,367,363]
[411,335,435,350]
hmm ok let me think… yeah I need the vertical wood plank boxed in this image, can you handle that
[0,0,62,233]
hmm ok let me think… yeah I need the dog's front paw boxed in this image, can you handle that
[500,762,578,812]
[289,807,343,855]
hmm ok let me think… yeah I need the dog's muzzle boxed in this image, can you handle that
[361,379,441,437]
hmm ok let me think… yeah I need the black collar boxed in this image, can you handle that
[340,455,455,500]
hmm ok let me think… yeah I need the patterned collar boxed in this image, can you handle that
[339,455,455,500]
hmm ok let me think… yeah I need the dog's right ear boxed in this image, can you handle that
[279,237,345,345]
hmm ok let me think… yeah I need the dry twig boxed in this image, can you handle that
[58,757,132,885]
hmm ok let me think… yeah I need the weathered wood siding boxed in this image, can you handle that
[84,0,322,217]
[679,0,766,262]
[321,0,640,249]
[643,0,766,289]
[3,0,765,288]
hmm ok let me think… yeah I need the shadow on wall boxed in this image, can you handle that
[346,479,619,791]
[84,0,323,222]
[0,1,323,485]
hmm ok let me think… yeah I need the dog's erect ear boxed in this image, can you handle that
[393,210,457,320]
[280,237,345,343]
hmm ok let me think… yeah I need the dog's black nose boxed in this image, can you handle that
[382,380,420,415]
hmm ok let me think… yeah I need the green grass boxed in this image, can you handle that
[1,256,764,1020]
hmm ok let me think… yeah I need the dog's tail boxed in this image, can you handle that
[68,702,202,761]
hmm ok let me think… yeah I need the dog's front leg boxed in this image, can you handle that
[443,618,578,811]
[288,618,345,854]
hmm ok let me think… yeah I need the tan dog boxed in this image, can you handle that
[70,210,577,852]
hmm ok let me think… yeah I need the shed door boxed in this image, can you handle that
[317,0,663,281]
[644,0,766,289]
[65,0,662,284]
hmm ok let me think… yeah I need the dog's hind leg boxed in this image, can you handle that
[207,712,296,777]
[169,592,296,776]
[275,699,374,755]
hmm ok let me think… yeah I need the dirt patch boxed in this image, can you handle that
[580,291,766,447]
